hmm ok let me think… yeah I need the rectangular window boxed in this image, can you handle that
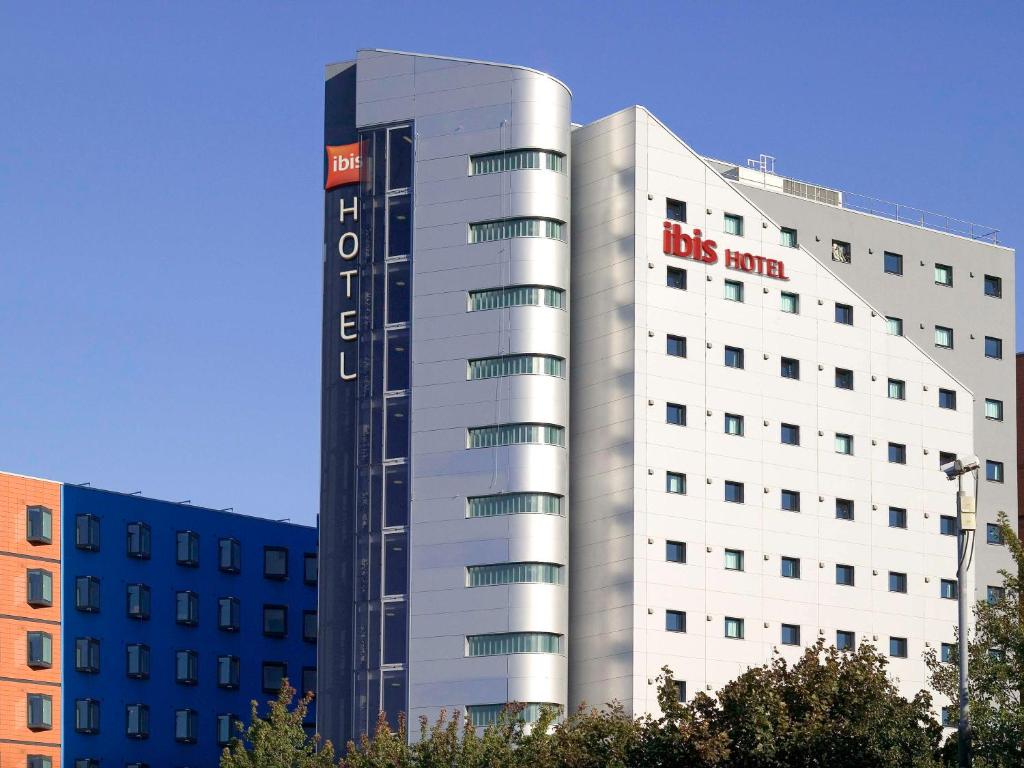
[387,194,411,257]
[388,125,412,189]
[780,556,801,579]
[467,563,561,588]
[939,451,957,469]
[126,643,150,679]
[666,403,686,426]
[780,423,800,446]
[888,571,908,593]
[175,650,199,685]
[303,610,317,643]
[384,531,408,596]
[883,251,903,275]
[985,336,1003,359]
[986,523,1004,545]
[835,433,853,455]
[126,522,151,559]
[887,378,905,400]
[889,637,908,658]
[666,541,686,563]
[888,442,907,464]
[888,507,907,529]
[835,303,853,325]
[75,699,100,734]
[385,463,409,527]
[469,217,565,243]
[383,602,407,665]
[780,357,800,379]
[836,564,855,586]
[984,398,1004,420]
[386,260,410,325]
[217,713,239,747]
[665,610,686,633]
[27,693,52,731]
[724,481,744,504]
[467,492,563,518]
[27,759,52,768]
[126,703,150,739]
[218,655,240,689]
[724,279,744,302]
[984,274,1002,298]
[986,460,1004,482]
[468,285,565,312]
[934,263,953,286]
[75,637,100,673]
[940,515,957,536]
[468,422,565,448]
[987,585,1005,604]
[302,668,317,698]
[75,576,100,612]
[666,472,686,495]
[468,354,565,380]
[942,707,955,728]
[832,239,851,263]
[724,213,743,236]
[836,498,854,520]
[724,549,744,571]
[466,632,562,657]
[724,413,744,436]
[780,227,798,248]
[666,335,686,357]
[675,680,687,703]
[666,198,687,222]
[304,553,318,585]
[938,389,956,409]
[780,291,799,314]
[26,569,53,607]
[176,530,199,567]
[469,148,565,176]
[218,597,241,632]
[935,326,954,349]
[219,538,241,573]
[263,605,288,637]
[781,624,801,646]
[75,514,100,551]
[940,579,958,599]
[666,266,687,290]
[724,617,745,639]
[26,505,52,545]
[174,708,198,744]
[27,631,52,669]
[262,662,287,693]
[836,630,855,651]
[175,591,199,626]
[126,583,150,620]
[941,643,955,663]
[264,546,288,579]
[781,489,800,512]
[386,328,410,391]
[724,346,744,369]
[835,368,853,389]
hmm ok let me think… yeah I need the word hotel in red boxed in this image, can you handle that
[662,221,789,280]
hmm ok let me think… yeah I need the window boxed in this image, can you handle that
[468,354,565,380]
[984,274,1002,298]
[27,631,52,669]
[26,569,53,607]
[835,433,853,455]
[219,538,241,573]
[781,490,800,512]
[938,389,957,409]
[941,643,955,663]
[724,213,743,236]
[217,713,239,746]
[470,149,566,176]
[835,498,854,520]
[940,579,958,599]
[935,326,954,349]
[666,610,686,633]
[219,597,241,631]
[835,303,853,325]
[176,530,199,567]
[666,266,687,289]
[126,643,150,679]
[887,378,905,400]
[780,227,798,247]
[383,603,407,666]
[303,610,317,643]
[888,442,907,464]
[469,217,565,243]
[675,680,687,703]
[666,335,686,357]
[75,698,100,734]
[27,758,52,768]
[986,460,1004,482]
[666,541,686,563]
[986,523,1004,545]
[388,125,412,189]
[942,707,955,728]
[940,515,958,536]
[780,423,800,446]
[466,703,556,728]
[27,693,52,730]
[889,637,908,658]
[218,655,240,689]
[174,708,198,744]
[780,557,801,579]
[780,291,799,313]
[883,251,903,275]
[724,617,745,639]
[939,451,957,470]
[984,398,1003,421]
[127,703,150,739]
[25,505,52,544]
[466,632,562,656]
[75,759,99,768]
[666,403,686,426]
[724,549,744,571]
[836,564,855,586]
[301,667,317,698]
[724,481,744,504]
[832,239,851,263]
[385,461,409,527]
[75,514,100,551]
[176,650,199,685]
[666,198,687,222]
[934,263,953,286]
[780,357,800,379]
[987,585,1005,604]
[835,368,853,389]
[264,546,288,579]
[384,531,407,596]
[304,552,318,585]
[126,583,150,620]
[889,571,908,593]
[263,605,288,637]
[175,591,199,626]
[469,285,565,311]
[724,279,744,302]
[724,346,744,369]
[781,624,801,646]
[467,492,563,517]
[836,630,855,651]
[467,563,562,587]
[666,472,686,495]
[468,422,564,448]
[724,413,744,436]
[386,261,410,325]
[886,316,903,336]
[888,507,907,529]
[75,576,100,612]
[126,522,151,559]
[984,336,1003,359]
[75,637,100,673]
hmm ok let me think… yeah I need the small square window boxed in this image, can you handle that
[665,610,686,633]
[780,357,800,379]
[836,630,855,651]
[724,346,744,369]
[304,553,318,585]
[666,335,686,357]
[27,693,53,731]
[27,631,53,669]
[889,637,908,658]
[835,433,853,455]
[941,642,955,663]
[985,398,1004,421]
[724,481,744,504]
[666,198,686,222]
[938,389,956,409]
[984,274,1002,298]
[666,472,686,495]
[75,637,100,673]
[264,546,289,579]
[666,403,686,426]
[26,569,53,607]
[887,379,905,400]
[75,514,100,551]
[986,460,1004,482]
[987,585,1005,604]
[75,576,101,612]
[724,616,744,639]
[939,451,957,469]
[831,240,851,264]
[666,266,687,290]
[780,556,800,579]
[780,624,801,646]
[127,522,151,559]
[935,326,954,349]
[835,498,854,520]
[780,423,800,446]
[724,279,744,302]
[666,541,686,563]
[262,661,287,693]
[724,413,744,436]
[75,698,100,734]
[780,227,798,248]
[836,564,855,586]
[888,442,907,464]
[940,579,958,599]
[834,303,853,325]
[940,515,957,536]
[27,758,53,768]
[886,316,903,336]
[835,368,853,389]
[888,507,907,529]
[263,604,288,637]
[781,489,800,512]
[219,538,242,574]
[176,530,199,567]
[934,263,952,286]
[724,213,743,236]
[986,523,1004,545]
[26,505,53,545]
[888,571,908,593]
[984,336,1002,359]
[724,549,744,571]
[303,610,317,643]
[883,251,903,275]
[780,291,799,313]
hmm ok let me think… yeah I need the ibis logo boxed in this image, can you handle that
[325,143,361,189]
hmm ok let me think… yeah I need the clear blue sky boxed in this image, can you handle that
[2,2,1021,525]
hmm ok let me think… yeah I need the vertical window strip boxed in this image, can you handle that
[470,149,566,176]
[468,285,565,311]
[468,423,564,448]
[467,493,563,517]
[467,562,562,586]
[468,354,565,380]
[466,632,562,656]
[469,218,566,243]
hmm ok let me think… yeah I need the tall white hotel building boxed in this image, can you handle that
[317,49,1016,745]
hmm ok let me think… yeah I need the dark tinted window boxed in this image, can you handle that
[387,125,412,191]
[666,198,686,222]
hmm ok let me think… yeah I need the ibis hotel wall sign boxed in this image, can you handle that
[662,221,790,280]
[327,142,362,381]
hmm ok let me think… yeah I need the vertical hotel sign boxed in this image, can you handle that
[326,142,362,381]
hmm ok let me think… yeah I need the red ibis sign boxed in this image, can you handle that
[662,221,790,280]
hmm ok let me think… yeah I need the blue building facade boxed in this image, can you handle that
[61,485,317,767]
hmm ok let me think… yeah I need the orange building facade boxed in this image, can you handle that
[0,472,62,767]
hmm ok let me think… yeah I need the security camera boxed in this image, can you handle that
[941,454,980,479]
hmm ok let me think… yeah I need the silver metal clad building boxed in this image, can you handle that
[320,50,1014,744]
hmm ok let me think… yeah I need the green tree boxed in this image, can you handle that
[925,512,1024,767]
[221,680,337,768]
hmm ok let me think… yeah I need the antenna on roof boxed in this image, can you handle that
[746,153,776,175]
